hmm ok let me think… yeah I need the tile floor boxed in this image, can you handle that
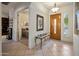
[2,39,74,56]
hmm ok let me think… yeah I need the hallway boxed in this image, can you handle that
[2,39,73,56]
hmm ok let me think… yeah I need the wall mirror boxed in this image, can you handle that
[64,13,69,37]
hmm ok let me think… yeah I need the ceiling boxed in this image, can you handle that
[2,2,73,16]
[42,2,73,9]
[2,2,29,15]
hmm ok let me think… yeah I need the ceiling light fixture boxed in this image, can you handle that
[51,3,59,13]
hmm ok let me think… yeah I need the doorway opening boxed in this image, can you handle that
[17,8,29,46]
[50,13,61,40]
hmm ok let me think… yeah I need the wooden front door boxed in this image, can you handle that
[50,14,61,40]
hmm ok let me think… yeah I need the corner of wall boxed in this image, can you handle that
[29,2,49,48]
[0,2,2,56]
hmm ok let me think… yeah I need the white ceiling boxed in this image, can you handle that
[2,2,73,16]
[42,2,73,9]
[2,2,30,16]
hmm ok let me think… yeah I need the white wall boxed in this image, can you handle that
[2,4,9,18]
[0,2,2,56]
[61,4,74,42]
[9,7,14,28]
[73,2,79,56]
[73,35,79,55]
[29,3,49,48]
[50,3,74,43]
[2,13,8,18]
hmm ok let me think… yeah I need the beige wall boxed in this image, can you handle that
[29,2,49,48]
[0,2,2,56]
[50,3,74,42]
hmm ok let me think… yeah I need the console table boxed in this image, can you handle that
[35,33,50,48]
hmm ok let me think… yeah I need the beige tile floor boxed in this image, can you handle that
[2,39,74,56]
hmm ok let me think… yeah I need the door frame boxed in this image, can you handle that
[15,7,29,41]
[13,6,29,47]
[17,8,29,41]
[50,13,61,40]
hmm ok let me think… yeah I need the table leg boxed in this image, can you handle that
[35,39,36,47]
[40,38,42,48]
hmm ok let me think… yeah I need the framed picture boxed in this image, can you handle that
[36,14,44,31]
